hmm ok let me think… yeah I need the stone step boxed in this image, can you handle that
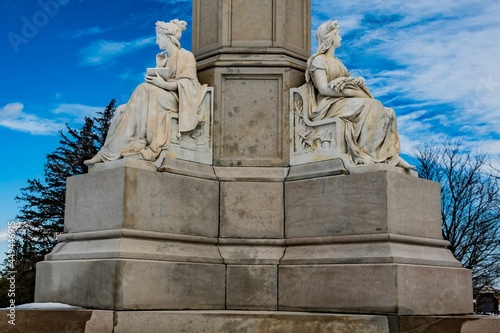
[1,309,498,333]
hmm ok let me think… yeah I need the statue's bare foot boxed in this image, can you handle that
[357,158,374,165]
[396,157,416,170]
[84,155,103,165]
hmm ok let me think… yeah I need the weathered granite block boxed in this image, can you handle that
[226,265,278,310]
[36,166,225,311]
[193,0,310,59]
[45,230,222,263]
[36,259,226,310]
[285,171,442,239]
[0,309,114,333]
[197,67,305,167]
[218,238,286,265]
[399,315,500,333]
[279,263,473,315]
[113,311,392,333]
[65,167,219,237]
[281,234,462,267]
[220,181,284,238]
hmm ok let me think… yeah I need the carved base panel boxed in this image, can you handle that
[197,66,305,167]
[163,87,214,165]
[290,87,346,166]
[289,87,418,177]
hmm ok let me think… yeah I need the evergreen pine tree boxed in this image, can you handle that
[94,98,116,148]
[0,100,116,306]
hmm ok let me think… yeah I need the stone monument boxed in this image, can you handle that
[7,1,498,332]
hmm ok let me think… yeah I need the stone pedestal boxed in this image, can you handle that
[36,165,226,310]
[278,168,472,315]
[36,162,473,315]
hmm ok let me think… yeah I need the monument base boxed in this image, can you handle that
[1,309,499,333]
[35,162,473,315]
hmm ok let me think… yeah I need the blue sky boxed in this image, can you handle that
[1,0,500,261]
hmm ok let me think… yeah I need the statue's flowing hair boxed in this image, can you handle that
[305,20,340,82]
[156,19,187,49]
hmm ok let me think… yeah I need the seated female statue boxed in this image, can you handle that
[85,19,207,165]
[305,20,413,169]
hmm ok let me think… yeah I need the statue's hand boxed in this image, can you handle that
[145,73,178,91]
[354,77,365,87]
[328,77,349,92]
[156,52,167,67]
[146,73,167,89]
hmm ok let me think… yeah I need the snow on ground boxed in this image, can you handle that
[1,303,82,310]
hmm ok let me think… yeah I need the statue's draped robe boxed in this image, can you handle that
[306,54,401,165]
[96,48,208,162]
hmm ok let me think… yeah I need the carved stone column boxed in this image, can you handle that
[193,0,310,167]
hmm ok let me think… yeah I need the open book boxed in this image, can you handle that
[146,67,171,80]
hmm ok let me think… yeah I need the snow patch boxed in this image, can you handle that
[2,302,82,310]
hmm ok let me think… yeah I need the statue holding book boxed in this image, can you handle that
[85,19,208,165]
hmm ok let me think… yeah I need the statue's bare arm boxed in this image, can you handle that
[145,74,178,91]
[312,69,365,98]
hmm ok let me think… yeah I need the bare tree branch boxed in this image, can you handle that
[413,139,500,291]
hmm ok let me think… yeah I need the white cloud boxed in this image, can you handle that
[0,102,107,135]
[0,103,63,135]
[0,229,8,242]
[79,36,155,66]
[58,26,106,39]
[53,103,103,120]
[0,222,20,242]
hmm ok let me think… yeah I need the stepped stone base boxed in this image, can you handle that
[35,162,473,315]
[1,309,499,333]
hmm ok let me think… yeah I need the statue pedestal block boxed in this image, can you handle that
[36,162,473,316]
[36,259,226,310]
[35,165,225,310]
[279,264,472,315]
[197,65,305,167]
[280,169,472,315]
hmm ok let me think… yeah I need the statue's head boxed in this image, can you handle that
[155,19,188,49]
[316,20,341,54]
